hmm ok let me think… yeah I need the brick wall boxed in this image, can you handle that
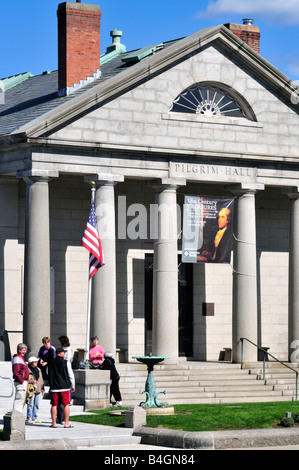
[57,2,101,93]
[225,23,260,54]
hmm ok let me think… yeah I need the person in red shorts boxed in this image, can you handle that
[47,347,75,428]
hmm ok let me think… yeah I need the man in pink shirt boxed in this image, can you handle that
[89,336,105,367]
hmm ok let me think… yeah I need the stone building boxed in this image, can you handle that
[1,1,299,365]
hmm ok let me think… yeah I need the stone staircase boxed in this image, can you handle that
[1,360,299,413]
[117,361,299,406]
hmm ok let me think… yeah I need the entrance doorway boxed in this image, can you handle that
[144,254,193,357]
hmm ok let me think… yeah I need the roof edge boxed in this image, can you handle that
[12,24,299,139]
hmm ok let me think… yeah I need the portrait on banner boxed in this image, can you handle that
[182,196,234,264]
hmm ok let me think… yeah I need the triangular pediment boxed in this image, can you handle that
[3,24,299,141]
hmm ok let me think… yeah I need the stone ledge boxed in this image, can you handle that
[133,426,214,449]
[134,426,299,450]
[0,438,77,450]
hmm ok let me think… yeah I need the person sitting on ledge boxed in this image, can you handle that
[89,336,105,368]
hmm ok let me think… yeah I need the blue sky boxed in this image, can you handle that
[1,0,299,81]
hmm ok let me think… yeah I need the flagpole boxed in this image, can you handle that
[85,183,96,364]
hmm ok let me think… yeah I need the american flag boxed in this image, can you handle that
[82,202,104,279]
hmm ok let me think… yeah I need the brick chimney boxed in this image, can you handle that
[224,19,260,54]
[57,2,102,96]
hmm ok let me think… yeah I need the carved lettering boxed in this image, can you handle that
[172,163,251,179]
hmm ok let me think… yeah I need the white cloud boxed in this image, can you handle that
[196,0,299,25]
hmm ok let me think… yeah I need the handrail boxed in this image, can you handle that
[0,375,14,398]
[240,337,298,401]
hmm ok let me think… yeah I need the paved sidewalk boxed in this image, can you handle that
[0,414,142,449]
[2,396,299,451]
[2,413,299,450]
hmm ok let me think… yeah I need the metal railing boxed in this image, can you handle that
[0,376,14,398]
[240,337,298,401]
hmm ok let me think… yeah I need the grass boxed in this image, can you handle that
[69,401,299,432]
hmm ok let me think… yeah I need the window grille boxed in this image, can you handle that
[170,84,250,119]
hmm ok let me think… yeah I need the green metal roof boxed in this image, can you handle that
[121,44,164,63]
[1,72,33,91]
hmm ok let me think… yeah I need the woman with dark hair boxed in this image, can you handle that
[58,335,73,363]
[37,337,56,382]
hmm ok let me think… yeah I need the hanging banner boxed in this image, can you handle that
[182,196,234,264]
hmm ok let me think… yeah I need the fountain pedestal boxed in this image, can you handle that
[133,356,174,414]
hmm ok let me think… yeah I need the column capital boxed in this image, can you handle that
[282,187,299,199]
[150,177,186,192]
[17,169,59,183]
[229,182,264,197]
[84,173,124,187]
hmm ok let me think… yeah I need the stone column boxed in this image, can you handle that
[287,191,299,360]
[151,181,183,363]
[87,174,123,358]
[20,171,57,357]
[231,185,262,363]
[0,179,19,336]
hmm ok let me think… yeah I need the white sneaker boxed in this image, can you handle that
[26,418,33,424]
[32,419,42,424]
[114,401,122,407]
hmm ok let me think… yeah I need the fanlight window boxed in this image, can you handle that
[170,85,250,119]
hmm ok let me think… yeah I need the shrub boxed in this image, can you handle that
[280,417,294,427]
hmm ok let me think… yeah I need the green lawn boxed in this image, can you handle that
[69,402,299,432]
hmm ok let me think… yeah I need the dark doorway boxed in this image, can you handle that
[144,254,193,357]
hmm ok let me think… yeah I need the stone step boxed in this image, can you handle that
[118,362,242,371]
[274,383,298,390]
[164,384,275,392]
[122,388,285,402]
[266,378,298,386]
[247,367,299,375]
[244,362,299,371]
[119,366,246,375]
[159,395,296,405]
[132,364,241,370]
[120,378,266,390]
[121,373,254,383]
[121,394,296,406]
[117,362,299,405]
[120,385,296,406]
[2,361,298,408]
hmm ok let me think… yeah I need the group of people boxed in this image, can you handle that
[12,336,75,428]
[11,334,122,428]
